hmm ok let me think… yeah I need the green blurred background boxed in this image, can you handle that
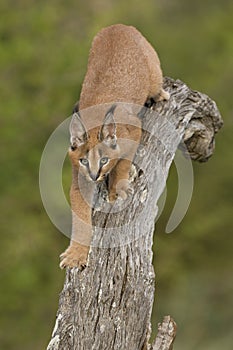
[0,0,232,349]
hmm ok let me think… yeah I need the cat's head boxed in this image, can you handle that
[69,104,120,182]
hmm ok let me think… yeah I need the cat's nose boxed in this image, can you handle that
[90,173,98,181]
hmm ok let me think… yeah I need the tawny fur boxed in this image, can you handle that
[79,24,169,109]
[60,24,169,269]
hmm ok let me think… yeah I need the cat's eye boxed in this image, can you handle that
[79,158,89,166]
[100,157,109,165]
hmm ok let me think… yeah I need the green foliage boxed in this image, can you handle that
[0,0,232,349]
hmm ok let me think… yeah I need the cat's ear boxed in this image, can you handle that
[69,112,88,149]
[99,104,117,147]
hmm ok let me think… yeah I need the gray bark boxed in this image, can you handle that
[151,316,177,350]
[47,77,223,350]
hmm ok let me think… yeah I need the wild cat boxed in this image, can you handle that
[60,24,169,268]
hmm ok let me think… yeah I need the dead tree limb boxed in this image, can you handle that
[151,316,177,350]
[47,77,223,350]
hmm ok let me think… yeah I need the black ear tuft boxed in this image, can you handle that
[105,104,117,116]
[69,112,88,148]
[72,101,79,113]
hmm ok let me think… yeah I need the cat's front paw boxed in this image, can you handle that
[109,179,134,202]
[59,243,89,269]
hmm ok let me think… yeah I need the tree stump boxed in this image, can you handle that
[46,77,223,350]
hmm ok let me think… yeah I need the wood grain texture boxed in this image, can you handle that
[47,77,223,350]
[151,316,177,350]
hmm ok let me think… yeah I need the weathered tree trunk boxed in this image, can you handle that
[47,77,222,350]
